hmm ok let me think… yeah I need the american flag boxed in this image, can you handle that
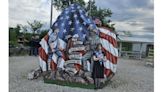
[99,27,118,78]
[38,3,118,78]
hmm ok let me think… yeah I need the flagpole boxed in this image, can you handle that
[50,0,53,28]
[89,0,91,17]
[89,0,94,18]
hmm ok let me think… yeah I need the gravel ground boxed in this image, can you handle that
[9,56,154,92]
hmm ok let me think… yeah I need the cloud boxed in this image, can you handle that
[9,0,154,39]
[94,0,154,38]
[113,21,144,31]
[143,26,154,32]
[9,0,60,27]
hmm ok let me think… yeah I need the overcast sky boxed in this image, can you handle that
[9,0,154,37]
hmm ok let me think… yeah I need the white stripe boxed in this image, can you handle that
[52,53,58,64]
[87,60,91,71]
[52,53,65,70]
[64,60,82,65]
[48,62,51,71]
[48,29,53,35]
[40,38,49,54]
[57,58,65,69]
[99,28,116,39]
[100,38,118,57]
[38,56,47,71]
[104,60,117,73]
[58,38,67,49]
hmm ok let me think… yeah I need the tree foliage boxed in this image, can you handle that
[86,0,112,20]
[53,0,112,21]
[9,25,21,46]
[53,0,85,10]
[27,20,43,34]
[9,25,21,41]
[39,30,48,39]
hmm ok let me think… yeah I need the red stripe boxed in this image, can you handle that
[50,60,57,71]
[77,50,87,55]
[100,27,118,77]
[104,68,113,77]
[74,63,81,72]
[44,34,49,42]
[38,47,48,62]
[99,32,117,47]
[61,51,67,60]
[102,47,117,64]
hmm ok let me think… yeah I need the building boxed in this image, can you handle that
[117,31,154,59]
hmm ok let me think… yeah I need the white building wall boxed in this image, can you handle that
[132,43,140,51]
[132,43,147,52]
[132,43,147,57]
[141,43,147,52]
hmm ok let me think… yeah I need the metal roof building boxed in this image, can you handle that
[116,31,154,59]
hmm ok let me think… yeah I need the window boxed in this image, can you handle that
[122,42,132,51]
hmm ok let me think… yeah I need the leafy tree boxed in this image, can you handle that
[9,25,21,46]
[9,25,21,41]
[9,27,17,42]
[53,0,112,20]
[39,30,48,39]
[23,33,33,41]
[86,0,112,20]
[21,25,29,33]
[53,0,85,10]
[27,20,43,34]
[15,25,21,36]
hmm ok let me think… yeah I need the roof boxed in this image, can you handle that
[116,31,154,43]
[117,35,154,43]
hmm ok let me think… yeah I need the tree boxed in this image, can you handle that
[9,25,21,41]
[9,25,21,46]
[53,0,112,21]
[9,27,17,42]
[53,0,85,10]
[86,1,115,31]
[86,0,112,20]
[27,20,43,34]
[39,30,48,39]
[15,25,21,36]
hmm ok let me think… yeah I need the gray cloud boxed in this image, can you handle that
[94,0,154,38]
[9,0,60,27]
[9,0,154,39]
[143,26,154,32]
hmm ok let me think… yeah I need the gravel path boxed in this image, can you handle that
[9,56,154,92]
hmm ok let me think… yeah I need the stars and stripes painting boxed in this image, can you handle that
[38,3,118,78]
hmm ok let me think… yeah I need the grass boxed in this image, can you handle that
[44,78,95,89]
[44,78,111,89]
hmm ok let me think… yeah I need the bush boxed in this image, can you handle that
[40,31,48,39]
[9,41,18,47]
[9,29,17,42]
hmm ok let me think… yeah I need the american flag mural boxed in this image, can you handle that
[99,27,118,77]
[38,3,118,78]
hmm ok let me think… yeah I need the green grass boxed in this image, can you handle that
[44,78,111,89]
[44,78,95,89]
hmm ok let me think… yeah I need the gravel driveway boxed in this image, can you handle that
[9,56,154,92]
